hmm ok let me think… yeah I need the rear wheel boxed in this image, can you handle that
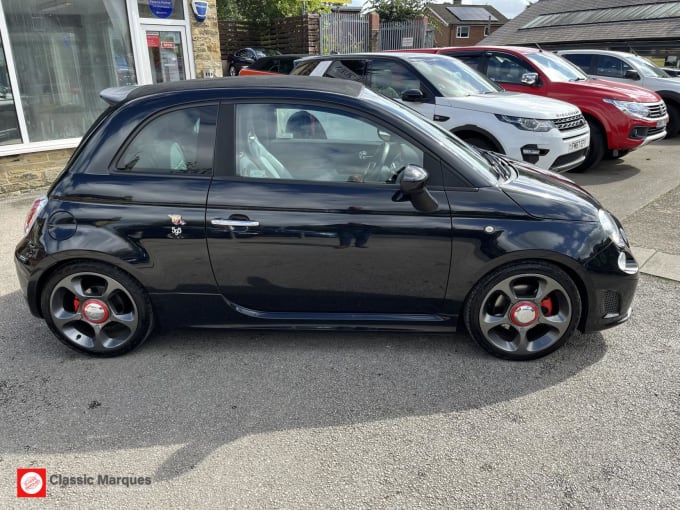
[228,65,237,77]
[570,119,605,173]
[464,262,581,360]
[41,262,153,356]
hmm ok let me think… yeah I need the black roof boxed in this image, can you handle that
[101,76,364,106]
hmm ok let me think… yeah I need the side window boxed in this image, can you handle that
[487,54,532,84]
[366,60,422,98]
[451,53,482,71]
[293,61,318,76]
[235,103,424,184]
[117,105,217,175]
[562,53,592,73]
[596,55,632,78]
[325,60,366,82]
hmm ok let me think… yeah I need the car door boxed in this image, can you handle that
[206,100,452,315]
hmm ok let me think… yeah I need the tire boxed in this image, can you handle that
[665,103,680,138]
[464,262,582,361]
[228,65,237,77]
[462,136,498,152]
[40,262,154,357]
[569,119,605,173]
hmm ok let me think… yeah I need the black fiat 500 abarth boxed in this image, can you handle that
[15,76,639,360]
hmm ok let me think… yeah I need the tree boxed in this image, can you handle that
[217,0,330,23]
[365,0,427,22]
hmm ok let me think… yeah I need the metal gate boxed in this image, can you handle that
[379,20,433,51]
[319,12,370,55]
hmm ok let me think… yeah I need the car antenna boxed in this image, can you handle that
[534,42,544,52]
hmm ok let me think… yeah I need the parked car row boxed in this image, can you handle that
[229,45,671,174]
[291,53,591,173]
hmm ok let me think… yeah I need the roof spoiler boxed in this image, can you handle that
[100,85,139,106]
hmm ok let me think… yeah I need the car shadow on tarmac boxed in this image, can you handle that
[0,290,607,482]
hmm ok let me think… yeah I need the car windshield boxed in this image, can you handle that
[359,87,498,183]
[628,55,671,78]
[254,48,280,58]
[408,56,503,97]
[526,52,588,82]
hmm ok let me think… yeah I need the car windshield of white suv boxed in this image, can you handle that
[409,56,503,97]
[526,52,588,82]
[628,55,671,78]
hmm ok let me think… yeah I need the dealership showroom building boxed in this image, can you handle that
[0,0,220,195]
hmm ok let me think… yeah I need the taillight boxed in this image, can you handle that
[24,196,47,235]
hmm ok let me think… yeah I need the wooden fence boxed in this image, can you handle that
[218,15,321,59]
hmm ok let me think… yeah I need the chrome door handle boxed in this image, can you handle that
[211,219,260,227]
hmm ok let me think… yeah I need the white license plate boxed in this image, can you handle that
[569,138,588,152]
[657,118,667,128]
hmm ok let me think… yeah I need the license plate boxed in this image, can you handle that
[568,138,588,151]
[657,118,667,128]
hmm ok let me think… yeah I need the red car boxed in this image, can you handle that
[401,46,668,172]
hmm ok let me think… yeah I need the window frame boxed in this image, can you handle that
[456,25,470,38]
[112,102,219,178]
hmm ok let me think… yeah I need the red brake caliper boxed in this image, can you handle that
[73,297,80,312]
[540,296,554,316]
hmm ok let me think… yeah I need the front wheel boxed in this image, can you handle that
[464,262,582,360]
[228,65,237,77]
[461,136,498,152]
[570,119,605,173]
[41,262,154,356]
[665,103,680,138]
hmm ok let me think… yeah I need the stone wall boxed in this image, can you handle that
[0,149,73,196]
[190,0,223,78]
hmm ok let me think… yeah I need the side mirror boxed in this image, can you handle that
[394,165,438,213]
[521,72,539,86]
[401,89,425,102]
[624,69,640,80]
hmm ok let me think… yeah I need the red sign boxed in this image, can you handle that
[17,468,47,498]
[146,32,160,48]
[161,41,175,50]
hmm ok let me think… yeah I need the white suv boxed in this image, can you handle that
[293,53,590,173]
[559,49,680,137]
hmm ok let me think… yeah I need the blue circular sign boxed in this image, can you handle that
[149,0,174,19]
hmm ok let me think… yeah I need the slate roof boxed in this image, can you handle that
[427,3,508,26]
[481,0,680,46]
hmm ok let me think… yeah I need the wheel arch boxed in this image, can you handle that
[457,252,590,331]
[450,125,504,153]
[31,253,150,320]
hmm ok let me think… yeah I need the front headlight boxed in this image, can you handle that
[598,209,625,248]
[603,98,650,119]
[496,115,555,132]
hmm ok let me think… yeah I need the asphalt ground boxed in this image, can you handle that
[0,139,678,509]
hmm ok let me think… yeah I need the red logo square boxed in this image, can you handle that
[17,468,47,498]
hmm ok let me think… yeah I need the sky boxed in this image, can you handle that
[350,1,538,19]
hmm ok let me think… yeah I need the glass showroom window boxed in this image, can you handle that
[0,36,20,145]
[2,0,136,145]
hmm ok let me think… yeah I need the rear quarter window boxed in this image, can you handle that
[116,105,218,175]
